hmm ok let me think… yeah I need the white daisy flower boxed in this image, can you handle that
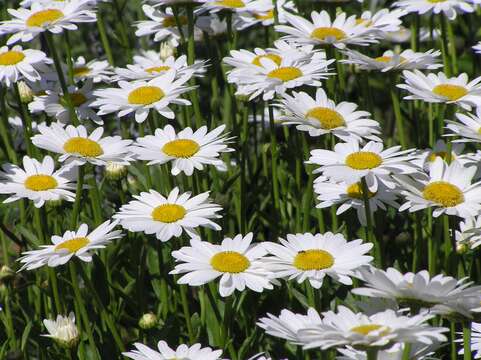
[32,122,133,166]
[18,220,122,270]
[228,52,334,101]
[29,80,101,124]
[275,10,379,49]
[308,140,418,192]
[278,88,381,141]
[314,177,399,225]
[170,233,273,297]
[445,108,481,143]
[398,70,481,111]
[71,56,113,83]
[123,340,222,360]
[384,26,441,44]
[412,139,465,171]
[196,14,229,36]
[42,312,79,349]
[257,307,323,344]
[456,216,481,251]
[0,1,97,45]
[200,0,257,14]
[261,232,373,288]
[0,45,51,87]
[355,9,406,35]
[474,42,481,55]
[299,306,447,350]
[458,322,481,359]
[353,267,481,316]
[236,0,296,29]
[337,343,441,360]
[131,124,232,176]
[341,48,442,72]
[146,0,208,6]
[0,155,76,208]
[393,0,473,20]
[91,70,193,123]
[396,158,481,218]
[114,187,222,242]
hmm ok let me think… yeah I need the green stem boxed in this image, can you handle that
[0,86,18,163]
[361,177,380,266]
[96,9,115,65]
[439,14,451,77]
[179,284,195,342]
[464,321,472,360]
[70,166,85,228]
[87,166,103,226]
[390,75,406,149]
[268,103,280,216]
[240,102,249,234]
[366,349,378,360]
[13,83,34,156]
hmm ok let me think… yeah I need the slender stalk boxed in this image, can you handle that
[439,14,451,77]
[0,86,18,163]
[361,177,380,266]
[96,9,115,65]
[464,321,472,360]
[268,103,280,216]
[13,83,34,156]
[70,166,85,228]
[390,75,406,149]
[366,349,378,360]
[179,284,195,342]
[240,102,249,233]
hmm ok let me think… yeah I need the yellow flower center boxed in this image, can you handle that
[351,324,388,335]
[374,56,407,63]
[252,54,282,67]
[432,84,468,101]
[62,92,88,107]
[0,51,25,66]
[128,86,165,105]
[63,137,104,157]
[267,67,303,82]
[345,151,383,170]
[151,204,186,223]
[355,18,373,26]
[427,151,451,162]
[427,0,446,3]
[254,10,274,20]
[162,15,188,27]
[347,182,376,199]
[73,66,91,77]
[422,181,464,207]
[55,237,90,253]
[162,139,200,158]
[210,251,250,273]
[293,249,334,270]
[311,27,346,41]
[24,175,58,191]
[214,0,245,8]
[26,9,64,28]
[306,107,345,129]
[145,66,171,74]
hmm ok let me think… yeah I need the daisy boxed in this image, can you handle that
[123,340,222,360]
[18,220,122,270]
[308,139,418,192]
[229,52,334,101]
[355,9,406,35]
[398,70,481,111]
[458,322,481,359]
[32,122,133,166]
[257,308,323,344]
[237,0,296,29]
[275,10,379,49]
[131,124,232,176]
[353,267,481,315]
[412,139,465,171]
[200,0,257,14]
[445,108,481,143]
[114,187,222,242]
[0,155,76,208]
[70,56,113,83]
[456,216,481,251]
[396,158,481,218]
[0,45,51,87]
[91,70,193,123]
[29,80,101,124]
[146,0,208,6]
[261,232,373,288]
[393,0,473,20]
[314,177,399,225]
[278,88,381,141]
[341,49,442,72]
[474,42,481,55]
[42,313,79,349]
[0,1,97,45]
[299,306,447,350]
[196,14,229,36]
[384,26,441,44]
[170,233,273,297]
[338,343,441,360]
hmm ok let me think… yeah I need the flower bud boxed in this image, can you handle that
[105,161,127,181]
[43,313,79,349]
[160,42,176,60]
[0,265,15,282]
[18,81,34,104]
[138,312,158,330]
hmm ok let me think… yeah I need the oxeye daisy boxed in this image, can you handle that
[474,42,481,55]
[275,10,379,49]
[131,124,232,176]
[412,139,465,171]
[31,122,133,166]
[0,1,97,45]
[29,80,101,124]
[42,313,79,349]
[396,158,481,218]
[308,140,417,192]
[457,322,481,359]
[278,88,380,141]
[314,177,399,225]
[200,0,257,13]
[298,306,447,350]
[146,0,208,6]
[354,9,406,34]
[70,56,113,83]
[353,267,481,316]
[228,52,334,101]
[18,220,122,270]
[398,70,481,111]
[393,0,474,20]
[0,155,76,208]
[261,232,373,288]
[445,107,481,143]
[170,233,273,297]
[257,308,323,344]
[91,70,193,123]
[0,45,50,87]
[455,216,481,251]
[337,343,441,360]
[341,49,442,72]
[114,187,222,242]
[237,0,296,29]
[123,340,222,360]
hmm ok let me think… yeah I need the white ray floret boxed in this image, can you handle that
[445,108,481,143]
[42,313,79,348]
[393,0,474,20]
[0,45,50,87]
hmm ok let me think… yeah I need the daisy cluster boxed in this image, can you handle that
[2,0,481,359]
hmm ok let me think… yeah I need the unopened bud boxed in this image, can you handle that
[0,265,15,282]
[138,312,158,330]
[105,161,128,181]
[18,81,34,104]
[160,42,176,60]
